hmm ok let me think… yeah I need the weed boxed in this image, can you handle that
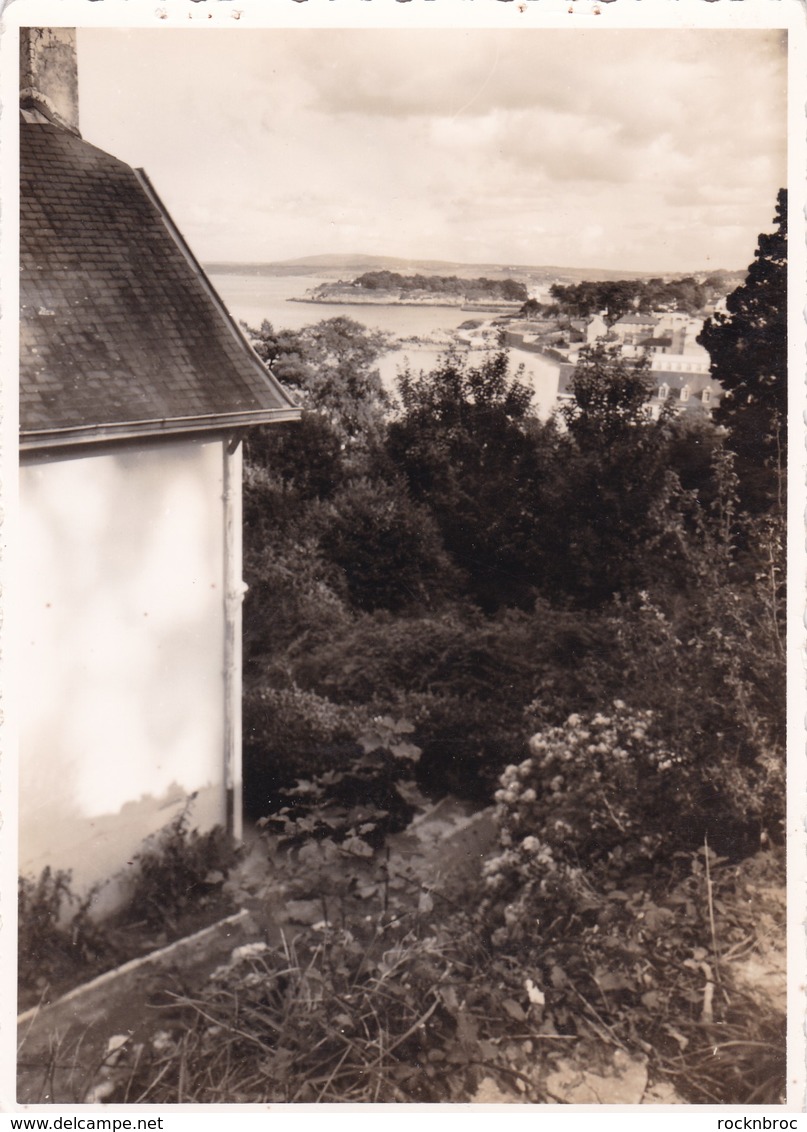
[17,868,119,1007]
[18,808,242,1008]
[122,806,242,933]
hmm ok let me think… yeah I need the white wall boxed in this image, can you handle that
[652,353,710,374]
[19,437,228,905]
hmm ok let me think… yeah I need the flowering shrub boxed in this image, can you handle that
[477,701,785,1105]
[490,701,691,878]
[481,702,695,961]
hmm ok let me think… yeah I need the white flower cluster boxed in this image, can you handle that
[482,848,518,889]
[231,941,269,962]
[482,700,690,929]
[210,940,270,983]
[522,702,682,776]
[493,758,539,806]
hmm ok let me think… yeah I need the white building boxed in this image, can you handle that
[19,29,300,906]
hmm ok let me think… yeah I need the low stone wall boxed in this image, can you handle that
[17,910,258,1104]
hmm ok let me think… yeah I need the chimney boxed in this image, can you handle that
[20,27,80,135]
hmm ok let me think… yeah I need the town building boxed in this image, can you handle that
[555,358,719,420]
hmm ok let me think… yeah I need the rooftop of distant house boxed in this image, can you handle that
[614,314,660,326]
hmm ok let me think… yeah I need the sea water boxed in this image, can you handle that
[209,271,561,419]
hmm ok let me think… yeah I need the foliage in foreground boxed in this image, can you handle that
[106,917,551,1104]
[18,868,121,1006]
[99,733,784,1105]
[24,707,784,1105]
[479,708,786,1103]
[18,809,241,1008]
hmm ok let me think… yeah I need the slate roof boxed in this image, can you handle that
[20,122,299,449]
[557,360,719,410]
[614,314,658,327]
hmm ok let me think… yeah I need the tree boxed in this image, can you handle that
[386,349,550,611]
[318,475,462,613]
[540,345,695,605]
[561,343,656,443]
[244,316,392,445]
[598,280,638,323]
[518,298,544,319]
[698,190,787,512]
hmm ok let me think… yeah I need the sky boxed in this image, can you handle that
[76,27,787,274]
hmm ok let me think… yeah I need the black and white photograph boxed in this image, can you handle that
[4,0,804,1114]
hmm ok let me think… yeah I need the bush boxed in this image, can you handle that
[284,604,621,799]
[18,868,119,1004]
[242,515,352,669]
[487,698,780,882]
[122,808,241,932]
[480,707,786,1103]
[319,475,462,612]
[490,703,695,877]
[243,684,369,817]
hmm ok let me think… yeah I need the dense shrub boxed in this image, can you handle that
[491,705,695,871]
[243,684,368,817]
[122,809,242,932]
[267,604,625,799]
[607,591,784,852]
[242,549,351,669]
[244,414,346,504]
[319,475,462,612]
[386,350,550,611]
[18,869,119,1004]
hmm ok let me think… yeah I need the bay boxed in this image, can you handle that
[209,271,561,419]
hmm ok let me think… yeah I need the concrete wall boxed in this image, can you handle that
[19,437,229,907]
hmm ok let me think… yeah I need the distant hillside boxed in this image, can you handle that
[205,254,744,285]
[206,254,463,278]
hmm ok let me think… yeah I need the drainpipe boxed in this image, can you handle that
[223,434,246,841]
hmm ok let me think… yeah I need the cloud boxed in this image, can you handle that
[77,27,787,273]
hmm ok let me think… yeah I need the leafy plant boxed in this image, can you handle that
[18,868,119,1005]
[259,716,422,852]
[243,683,369,817]
[479,711,786,1103]
[122,806,242,933]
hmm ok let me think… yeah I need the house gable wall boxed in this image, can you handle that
[19,436,229,907]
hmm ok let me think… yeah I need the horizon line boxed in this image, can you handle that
[203,254,746,277]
